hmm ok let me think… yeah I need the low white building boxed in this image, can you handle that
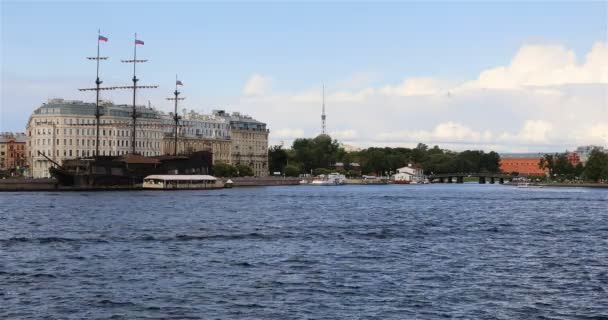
[393,164,425,183]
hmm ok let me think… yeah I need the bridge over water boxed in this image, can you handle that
[428,173,514,184]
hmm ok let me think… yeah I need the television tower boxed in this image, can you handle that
[321,84,326,135]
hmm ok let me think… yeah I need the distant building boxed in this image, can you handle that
[333,162,361,174]
[0,132,27,175]
[566,152,581,166]
[393,164,424,183]
[575,145,606,163]
[160,110,232,163]
[163,110,231,140]
[213,110,269,177]
[25,99,270,178]
[26,99,163,178]
[161,136,232,164]
[499,156,546,176]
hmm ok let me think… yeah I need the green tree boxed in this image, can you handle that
[235,164,254,177]
[539,154,556,177]
[584,149,608,182]
[292,134,343,171]
[284,164,301,177]
[268,145,288,174]
[481,151,500,173]
[313,168,332,176]
[212,162,237,177]
[574,162,585,178]
[553,154,574,179]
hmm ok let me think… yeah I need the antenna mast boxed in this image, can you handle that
[321,83,326,135]
[166,75,185,156]
[121,33,158,154]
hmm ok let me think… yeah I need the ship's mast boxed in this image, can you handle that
[321,83,326,135]
[121,33,158,154]
[79,30,111,157]
[166,75,185,156]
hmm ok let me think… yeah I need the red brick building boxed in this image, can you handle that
[566,152,580,166]
[500,157,547,176]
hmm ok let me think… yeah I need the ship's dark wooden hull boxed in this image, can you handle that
[49,151,213,187]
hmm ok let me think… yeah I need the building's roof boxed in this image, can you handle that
[34,99,160,120]
[397,165,422,170]
[144,174,217,181]
[499,153,545,159]
[0,133,26,143]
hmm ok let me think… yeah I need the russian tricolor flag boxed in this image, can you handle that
[176,80,183,86]
[99,35,108,42]
[135,39,144,45]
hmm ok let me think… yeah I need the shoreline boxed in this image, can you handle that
[0,177,302,192]
[533,183,608,188]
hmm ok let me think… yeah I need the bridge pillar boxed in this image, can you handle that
[499,178,504,184]
[490,177,495,184]
[457,176,464,183]
[447,177,453,183]
[439,177,444,183]
[479,176,486,184]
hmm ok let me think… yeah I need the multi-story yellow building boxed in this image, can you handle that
[26,99,163,178]
[213,110,269,177]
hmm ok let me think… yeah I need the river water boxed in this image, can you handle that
[1,184,607,319]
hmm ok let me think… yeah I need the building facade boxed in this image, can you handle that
[393,164,425,183]
[161,136,232,164]
[26,99,163,178]
[499,157,546,176]
[0,132,27,175]
[25,100,270,178]
[213,110,269,177]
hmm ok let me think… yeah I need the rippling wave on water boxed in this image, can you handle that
[1,184,607,319]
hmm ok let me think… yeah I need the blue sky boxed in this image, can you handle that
[1,1,607,151]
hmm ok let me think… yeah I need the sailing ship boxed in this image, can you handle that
[47,32,211,187]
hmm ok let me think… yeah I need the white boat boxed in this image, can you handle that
[516,182,530,188]
[142,174,224,190]
[311,173,346,186]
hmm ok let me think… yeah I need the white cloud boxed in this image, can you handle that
[376,122,494,144]
[273,128,305,140]
[330,129,358,140]
[459,41,608,90]
[380,77,444,96]
[243,74,272,96]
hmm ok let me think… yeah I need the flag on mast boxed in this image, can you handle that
[98,35,108,42]
[135,39,144,45]
[176,80,183,86]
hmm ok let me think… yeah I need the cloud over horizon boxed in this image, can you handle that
[234,41,608,152]
[2,41,606,153]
